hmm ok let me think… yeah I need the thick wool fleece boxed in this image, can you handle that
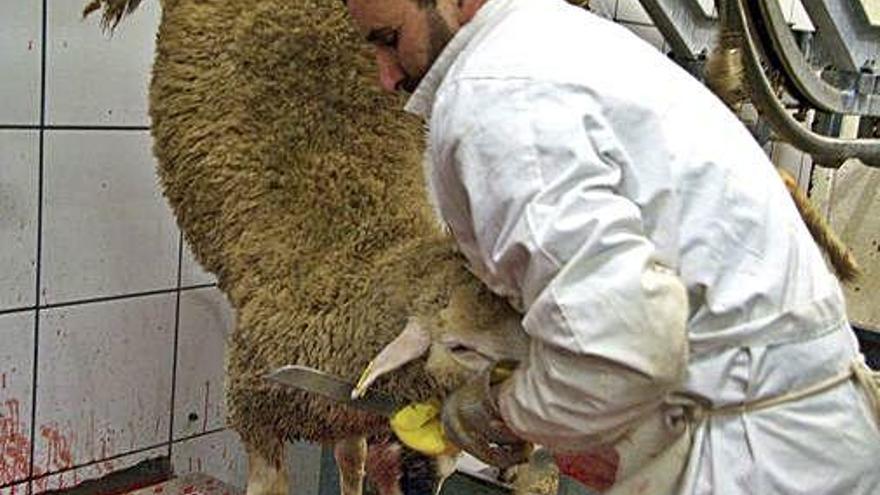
[89,0,515,462]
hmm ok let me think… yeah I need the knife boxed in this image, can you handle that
[264,365,402,417]
[266,366,515,493]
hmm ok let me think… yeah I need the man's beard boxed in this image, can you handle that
[398,8,454,93]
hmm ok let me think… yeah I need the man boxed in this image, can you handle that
[344,0,880,492]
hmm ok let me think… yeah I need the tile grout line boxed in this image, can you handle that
[167,232,185,460]
[0,125,40,130]
[172,426,228,446]
[28,0,49,492]
[0,125,150,131]
[7,4,206,491]
[0,284,217,318]
[0,307,39,317]
[18,441,171,486]
[44,125,151,131]
[0,426,230,490]
[48,284,216,310]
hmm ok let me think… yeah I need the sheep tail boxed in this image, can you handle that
[778,168,861,283]
[82,0,147,32]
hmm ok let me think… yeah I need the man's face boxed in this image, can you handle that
[347,0,457,93]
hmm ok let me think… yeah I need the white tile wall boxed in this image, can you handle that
[0,484,30,495]
[615,0,653,24]
[171,430,248,491]
[736,0,811,35]
[181,243,217,288]
[45,0,161,126]
[771,140,809,184]
[0,312,35,487]
[174,289,234,440]
[819,157,880,330]
[171,430,322,495]
[0,0,250,493]
[589,0,617,19]
[776,0,795,21]
[31,446,167,494]
[34,295,175,475]
[41,131,178,304]
[0,132,38,311]
[864,1,880,27]
[610,0,670,52]
[790,0,814,32]
[623,24,666,51]
[0,2,42,126]
[694,0,717,18]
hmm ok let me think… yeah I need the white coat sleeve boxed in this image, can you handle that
[431,79,689,450]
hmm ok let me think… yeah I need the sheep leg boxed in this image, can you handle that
[365,439,402,495]
[434,454,458,494]
[246,437,288,495]
[334,436,368,495]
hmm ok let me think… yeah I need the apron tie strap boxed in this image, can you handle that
[851,357,880,428]
[691,357,879,422]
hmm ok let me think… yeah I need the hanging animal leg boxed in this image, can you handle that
[433,454,458,495]
[365,439,403,495]
[365,441,454,495]
[777,167,861,282]
[245,436,289,495]
[334,436,368,495]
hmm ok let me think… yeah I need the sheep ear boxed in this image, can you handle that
[352,319,431,399]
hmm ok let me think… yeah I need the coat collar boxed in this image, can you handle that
[403,0,519,119]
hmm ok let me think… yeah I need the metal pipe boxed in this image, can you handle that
[756,0,880,116]
[729,0,880,168]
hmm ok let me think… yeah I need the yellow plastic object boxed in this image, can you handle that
[390,400,459,456]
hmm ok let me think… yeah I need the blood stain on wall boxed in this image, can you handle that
[0,397,32,485]
[39,424,74,475]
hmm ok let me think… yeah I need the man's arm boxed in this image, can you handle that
[433,78,689,451]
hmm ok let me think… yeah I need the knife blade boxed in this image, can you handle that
[264,365,401,417]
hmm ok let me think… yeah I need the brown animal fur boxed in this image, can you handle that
[777,168,861,282]
[83,0,145,30]
[704,29,748,109]
[84,0,520,479]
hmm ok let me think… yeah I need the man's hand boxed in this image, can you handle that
[440,360,531,469]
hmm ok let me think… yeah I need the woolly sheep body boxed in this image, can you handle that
[87,0,520,458]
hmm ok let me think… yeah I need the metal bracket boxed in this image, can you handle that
[638,0,719,60]
[726,0,880,168]
[757,0,880,116]
[801,0,879,72]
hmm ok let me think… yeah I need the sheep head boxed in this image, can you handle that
[354,281,530,398]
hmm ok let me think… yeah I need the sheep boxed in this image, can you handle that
[82,0,539,494]
[81,1,857,494]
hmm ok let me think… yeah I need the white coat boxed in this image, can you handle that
[404,0,880,493]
